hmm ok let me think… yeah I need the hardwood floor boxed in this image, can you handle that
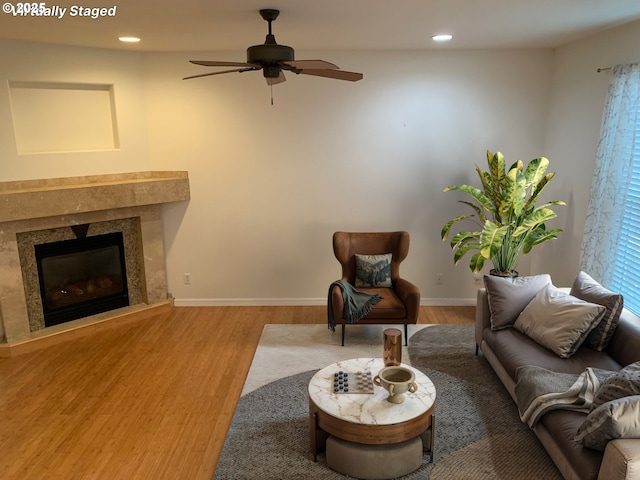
[0,305,474,480]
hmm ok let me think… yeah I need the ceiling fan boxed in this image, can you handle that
[183,9,363,85]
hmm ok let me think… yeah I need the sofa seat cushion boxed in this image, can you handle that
[348,287,406,320]
[538,410,604,480]
[483,327,622,383]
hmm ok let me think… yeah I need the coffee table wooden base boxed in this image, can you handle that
[310,398,435,462]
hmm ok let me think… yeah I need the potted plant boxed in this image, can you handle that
[440,150,565,276]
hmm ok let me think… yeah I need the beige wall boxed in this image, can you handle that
[1,19,638,305]
[143,49,553,303]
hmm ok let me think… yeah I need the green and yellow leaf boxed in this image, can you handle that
[441,215,473,240]
[454,242,481,265]
[513,207,557,237]
[523,156,549,188]
[479,222,508,259]
[450,231,480,250]
[470,252,486,273]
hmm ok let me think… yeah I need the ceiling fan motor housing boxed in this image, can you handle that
[247,39,294,78]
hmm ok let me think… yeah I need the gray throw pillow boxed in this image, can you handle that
[513,284,606,358]
[483,274,551,330]
[574,395,640,451]
[592,362,640,409]
[570,271,624,351]
[355,253,392,287]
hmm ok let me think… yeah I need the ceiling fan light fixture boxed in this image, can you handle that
[119,36,141,43]
[432,34,453,42]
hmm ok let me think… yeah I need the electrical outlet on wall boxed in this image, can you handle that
[435,273,444,285]
[184,273,191,285]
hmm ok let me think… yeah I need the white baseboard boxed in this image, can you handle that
[174,298,324,307]
[173,297,476,307]
[422,297,476,306]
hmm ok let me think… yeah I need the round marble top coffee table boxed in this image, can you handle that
[308,357,436,474]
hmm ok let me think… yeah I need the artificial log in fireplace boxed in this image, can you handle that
[35,232,130,327]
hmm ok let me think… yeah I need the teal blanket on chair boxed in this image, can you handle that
[327,280,382,331]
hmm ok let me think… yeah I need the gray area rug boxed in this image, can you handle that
[408,324,561,479]
[213,325,562,479]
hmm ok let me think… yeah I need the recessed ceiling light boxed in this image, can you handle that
[432,34,453,42]
[118,36,141,43]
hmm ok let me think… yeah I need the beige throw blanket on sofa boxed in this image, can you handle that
[515,365,615,428]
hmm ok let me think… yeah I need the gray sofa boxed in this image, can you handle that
[476,285,640,480]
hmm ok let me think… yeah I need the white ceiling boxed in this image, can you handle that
[1,0,640,52]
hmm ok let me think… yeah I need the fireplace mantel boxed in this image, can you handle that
[0,171,190,222]
[0,171,190,355]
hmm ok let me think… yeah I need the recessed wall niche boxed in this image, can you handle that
[8,81,119,154]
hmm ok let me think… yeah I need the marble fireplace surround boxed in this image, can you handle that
[0,171,190,355]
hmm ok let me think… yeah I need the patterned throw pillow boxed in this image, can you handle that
[592,362,640,409]
[570,271,624,351]
[355,253,392,287]
[574,395,640,451]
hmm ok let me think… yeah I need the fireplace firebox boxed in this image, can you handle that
[35,232,130,327]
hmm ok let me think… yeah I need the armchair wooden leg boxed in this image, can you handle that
[404,324,408,346]
[341,324,345,346]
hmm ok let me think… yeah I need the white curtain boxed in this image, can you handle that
[579,63,640,285]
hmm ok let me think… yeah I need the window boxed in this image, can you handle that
[609,99,640,315]
[579,63,640,316]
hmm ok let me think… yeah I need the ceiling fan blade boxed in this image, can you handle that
[189,60,255,67]
[282,60,338,70]
[183,67,258,80]
[298,69,363,82]
[266,71,286,86]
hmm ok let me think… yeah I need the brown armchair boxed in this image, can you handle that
[329,231,421,346]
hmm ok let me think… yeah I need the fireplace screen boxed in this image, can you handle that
[35,232,129,327]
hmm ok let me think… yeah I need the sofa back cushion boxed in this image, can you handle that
[570,271,624,351]
[606,309,640,367]
[483,274,551,330]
